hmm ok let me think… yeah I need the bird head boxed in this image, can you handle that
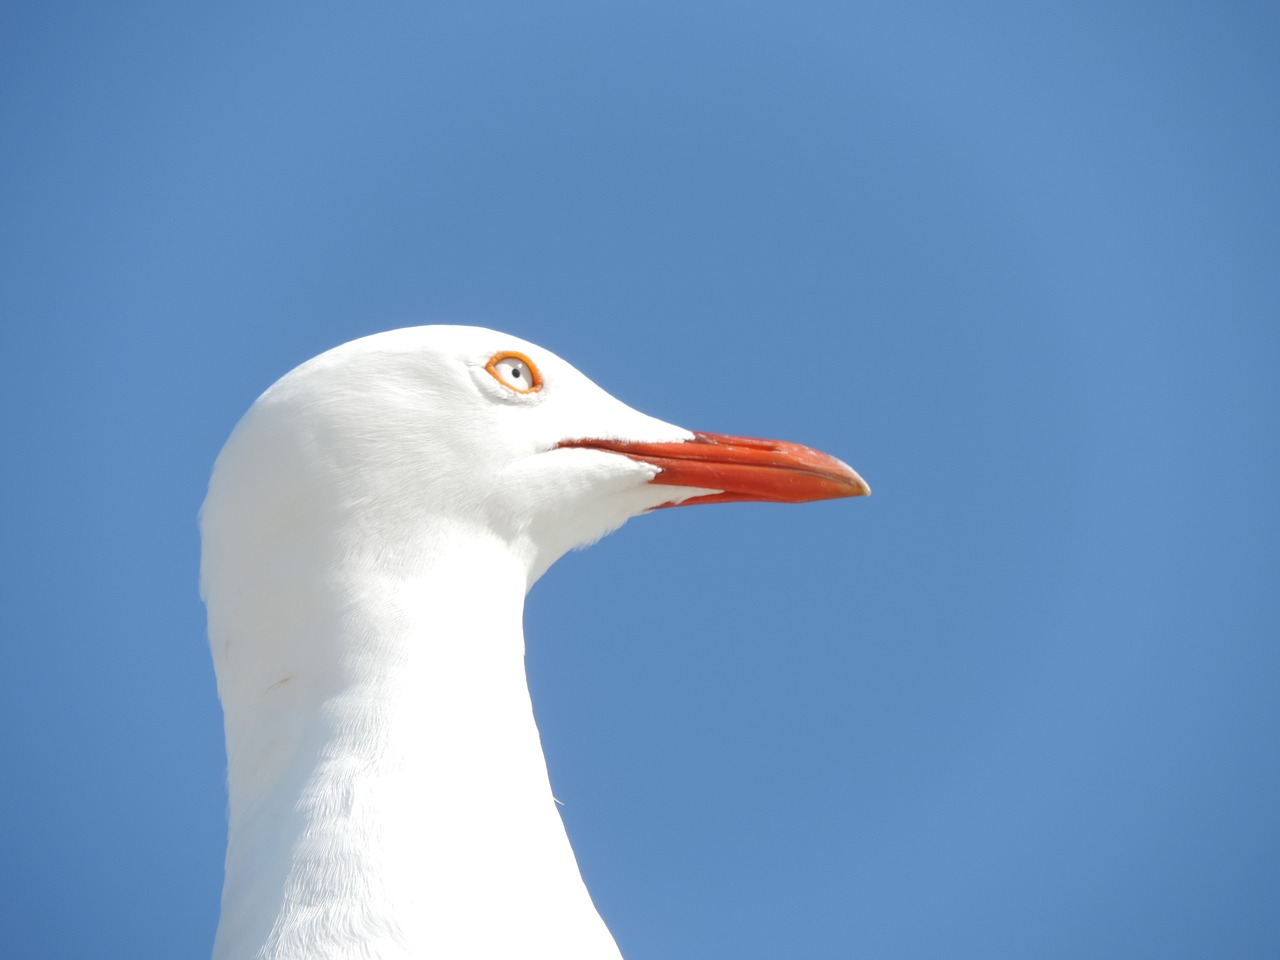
[201,325,868,595]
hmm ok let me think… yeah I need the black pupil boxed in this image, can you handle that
[511,367,523,379]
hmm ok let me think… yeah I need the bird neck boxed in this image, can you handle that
[212,533,622,960]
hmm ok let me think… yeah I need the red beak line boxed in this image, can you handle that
[557,431,871,508]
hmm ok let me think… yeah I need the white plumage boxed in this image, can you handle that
[201,326,867,959]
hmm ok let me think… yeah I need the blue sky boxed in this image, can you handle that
[1,3,1277,958]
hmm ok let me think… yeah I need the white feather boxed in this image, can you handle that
[201,326,709,959]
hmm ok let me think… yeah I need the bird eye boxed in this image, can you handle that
[485,351,542,394]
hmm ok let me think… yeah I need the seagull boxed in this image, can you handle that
[200,326,869,960]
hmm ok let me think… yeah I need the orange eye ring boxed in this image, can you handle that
[485,351,543,394]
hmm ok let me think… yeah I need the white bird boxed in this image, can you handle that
[200,326,868,960]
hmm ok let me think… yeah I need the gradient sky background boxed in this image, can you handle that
[2,3,1277,958]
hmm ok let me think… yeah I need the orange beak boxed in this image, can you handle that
[557,431,870,507]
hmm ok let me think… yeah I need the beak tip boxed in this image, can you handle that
[833,459,871,499]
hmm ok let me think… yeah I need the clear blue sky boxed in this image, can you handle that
[1,3,1277,958]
